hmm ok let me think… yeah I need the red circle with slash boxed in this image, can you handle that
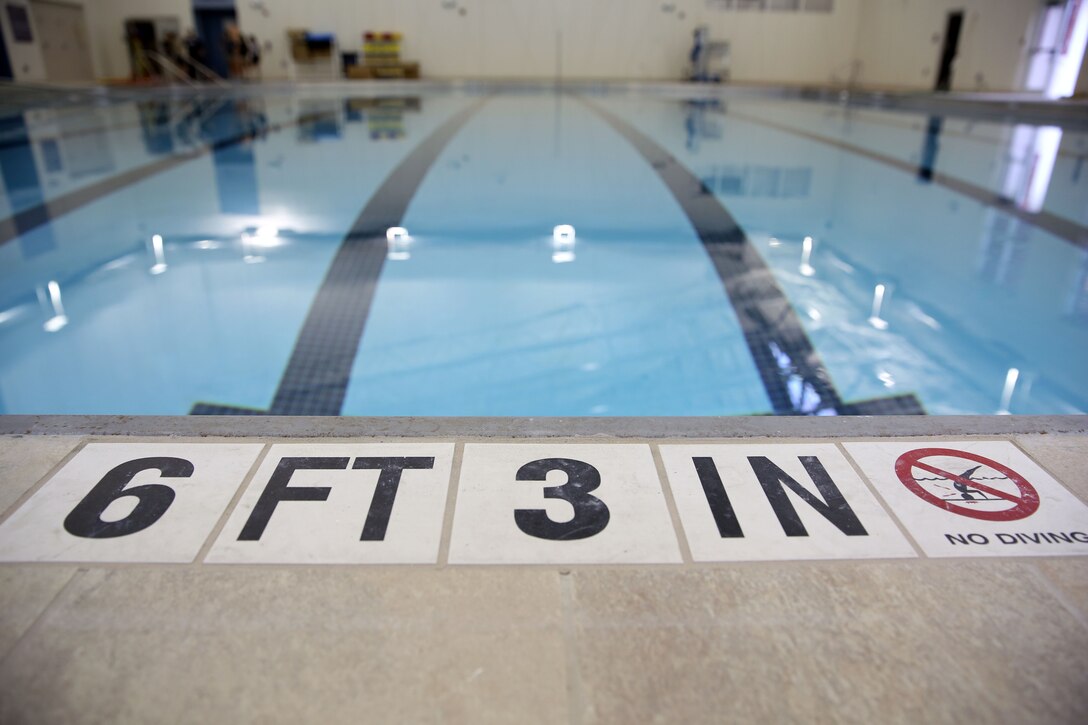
[894,448,1040,522]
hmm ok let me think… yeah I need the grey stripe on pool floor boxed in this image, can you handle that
[192,97,489,417]
[727,109,1088,250]
[581,96,922,416]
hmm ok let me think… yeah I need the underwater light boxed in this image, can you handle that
[868,284,889,330]
[799,236,815,277]
[43,281,68,332]
[386,227,412,260]
[150,234,167,274]
[553,225,575,244]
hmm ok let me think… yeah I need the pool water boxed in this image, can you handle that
[0,85,1085,416]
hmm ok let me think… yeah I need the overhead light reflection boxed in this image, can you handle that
[997,367,1020,415]
[1022,127,1062,213]
[101,255,134,272]
[194,240,221,250]
[0,305,26,326]
[43,280,68,332]
[908,304,942,330]
[150,234,167,275]
[868,283,889,330]
[799,236,815,276]
[767,340,835,415]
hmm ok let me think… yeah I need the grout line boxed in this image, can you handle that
[437,442,465,567]
[193,443,272,563]
[0,438,89,526]
[835,440,928,559]
[559,573,586,725]
[1006,436,1088,506]
[0,566,84,669]
[649,443,693,564]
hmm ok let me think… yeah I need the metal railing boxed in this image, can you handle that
[180,53,230,88]
[141,49,230,89]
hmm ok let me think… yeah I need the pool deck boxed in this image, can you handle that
[0,415,1086,723]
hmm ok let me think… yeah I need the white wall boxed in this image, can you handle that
[234,0,861,83]
[81,0,193,79]
[25,0,1073,91]
[853,0,1042,92]
[0,0,193,81]
[0,0,47,81]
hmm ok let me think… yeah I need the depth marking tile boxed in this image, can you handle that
[0,443,262,563]
[448,444,682,565]
[844,440,1088,557]
[660,443,916,561]
[207,443,454,564]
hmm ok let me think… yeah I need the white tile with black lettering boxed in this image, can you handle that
[448,444,682,564]
[0,443,263,563]
[660,444,917,561]
[844,440,1088,557]
[207,443,454,564]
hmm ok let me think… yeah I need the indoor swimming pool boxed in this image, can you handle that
[0,84,1085,416]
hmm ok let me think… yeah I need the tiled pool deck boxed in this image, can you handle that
[0,415,1086,723]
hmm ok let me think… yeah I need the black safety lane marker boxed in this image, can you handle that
[192,97,490,416]
[581,96,862,415]
[727,109,1088,250]
[0,108,336,247]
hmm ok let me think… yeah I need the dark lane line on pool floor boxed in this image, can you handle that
[726,109,1088,250]
[191,96,491,417]
[580,96,924,417]
[0,106,336,247]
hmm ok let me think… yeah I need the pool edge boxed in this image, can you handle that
[1,415,1085,438]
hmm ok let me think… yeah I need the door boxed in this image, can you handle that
[935,10,964,91]
[29,0,94,83]
[0,22,12,79]
[124,20,157,78]
[195,8,237,79]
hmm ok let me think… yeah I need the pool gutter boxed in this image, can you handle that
[1,415,1085,438]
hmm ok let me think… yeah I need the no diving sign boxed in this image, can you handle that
[846,441,1088,557]
[894,448,1040,522]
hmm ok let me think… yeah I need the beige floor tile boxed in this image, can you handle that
[0,567,567,725]
[0,565,76,657]
[1035,558,1088,621]
[0,436,82,517]
[567,563,1088,724]
[1015,434,1088,503]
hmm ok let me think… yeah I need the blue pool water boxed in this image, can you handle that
[0,85,1085,416]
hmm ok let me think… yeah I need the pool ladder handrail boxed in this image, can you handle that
[142,50,230,89]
